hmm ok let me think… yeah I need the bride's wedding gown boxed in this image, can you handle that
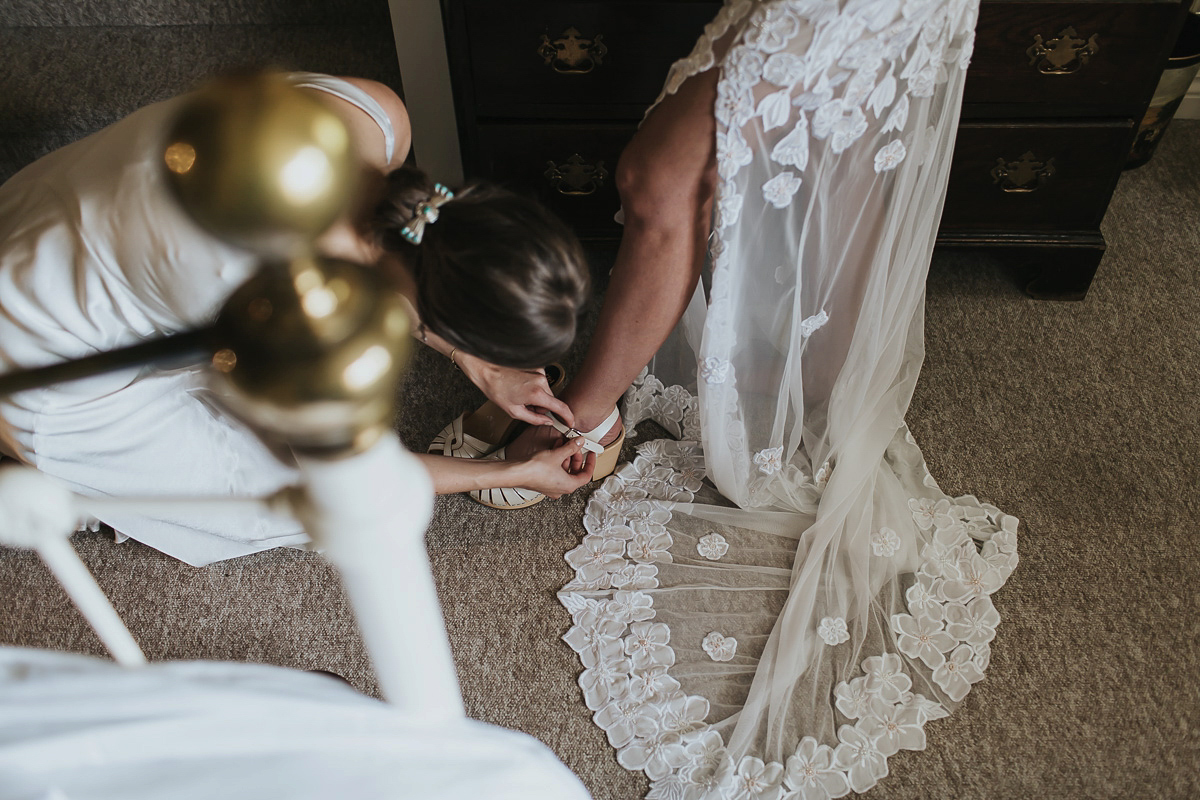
[558,1,1019,797]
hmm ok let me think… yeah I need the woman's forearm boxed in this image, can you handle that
[414,452,529,495]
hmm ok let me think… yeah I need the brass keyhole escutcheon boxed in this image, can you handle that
[1026,27,1099,75]
[991,152,1057,192]
[537,27,608,74]
[545,154,608,196]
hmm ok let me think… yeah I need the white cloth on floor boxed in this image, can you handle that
[558,1,1020,797]
[0,646,590,800]
[0,73,394,566]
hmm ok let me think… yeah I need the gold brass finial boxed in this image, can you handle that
[160,71,411,455]
[162,71,358,257]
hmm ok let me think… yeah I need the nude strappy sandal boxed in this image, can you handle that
[427,363,566,459]
[469,407,625,510]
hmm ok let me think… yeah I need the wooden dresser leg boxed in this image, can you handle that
[1020,243,1106,302]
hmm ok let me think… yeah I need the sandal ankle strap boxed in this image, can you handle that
[544,407,621,454]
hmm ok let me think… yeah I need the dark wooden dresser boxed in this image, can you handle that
[442,0,1188,299]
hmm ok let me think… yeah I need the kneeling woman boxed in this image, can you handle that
[0,73,593,566]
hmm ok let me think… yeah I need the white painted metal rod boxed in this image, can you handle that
[296,433,463,717]
[36,536,146,667]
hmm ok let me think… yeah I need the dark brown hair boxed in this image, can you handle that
[367,165,590,369]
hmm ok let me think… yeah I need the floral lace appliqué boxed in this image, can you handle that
[698,532,730,561]
[561,427,1019,800]
[702,631,739,662]
[818,616,850,646]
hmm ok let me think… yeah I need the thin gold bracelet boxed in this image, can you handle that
[449,347,460,371]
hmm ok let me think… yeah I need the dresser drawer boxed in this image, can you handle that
[940,120,1133,231]
[964,2,1181,117]
[476,122,636,237]
[458,1,720,119]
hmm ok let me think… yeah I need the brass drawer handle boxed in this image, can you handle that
[991,152,1056,192]
[538,27,608,74]
[1026,27,1100,75]
[545,154,608,195]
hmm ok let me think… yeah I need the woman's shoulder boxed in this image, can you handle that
[291,73,412,172]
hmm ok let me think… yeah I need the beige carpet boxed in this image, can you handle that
[1,121,1197,799]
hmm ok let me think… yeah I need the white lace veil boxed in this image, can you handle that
[560,1,1020,797]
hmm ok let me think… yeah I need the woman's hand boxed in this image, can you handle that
[455,351,575,428]
[510,437,596,498]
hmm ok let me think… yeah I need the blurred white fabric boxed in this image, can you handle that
[0,647,590,800]
[0,73,392,567]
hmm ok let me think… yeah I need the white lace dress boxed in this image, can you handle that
[558,1,1019,797]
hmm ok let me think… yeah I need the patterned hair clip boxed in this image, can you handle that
[399,182,456,245]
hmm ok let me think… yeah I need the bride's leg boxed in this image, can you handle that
[508,69,720,461]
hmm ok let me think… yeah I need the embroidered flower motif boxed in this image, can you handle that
[874,139,907,172]
[762,171,803,208]
[784,736,850,800]
[944,596,1001,646]
[744,5,802,54]
[833,724,888,794]
[716,81,756,131]
[859,702,926,756]
[757,88,793,131]
[799,309,829,338]
[833,676,872,719]
[660,694,711,738]
[972,641,992,672]
[565,535,626,583]
[830,106,869,154]
[676,730,733,796]
[610,563,659,590]
[563,609,626,668]
[910,693,950,723]
[628,528,674,565]
[725,755,786,800]
[625,666,682,705]
[817,616,850,646]
[717,129,754,179]
[578,656,633,710]
[920,528,968,581]
[594,696,644,749]
[908,497,941,530]
[618,728,689,781]
[624,621,674,669]
[871,526,901,557]
[940,551,1004,603]
[905,574,944,621]
[754,446,784,475]
[770,114,811,170]
[763,51,806,86]
[716,193,744,230]
[697,532,730,561]
[867,66,897,118]
[907,65,937,98]
[814,461,832,488]
[882,93,909,132]
[727,43,767,88]
[891,613,955,668]
[700,356,731,385]
[702,631,738,662]
[932,644,985,702]
[862,653,913,705]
